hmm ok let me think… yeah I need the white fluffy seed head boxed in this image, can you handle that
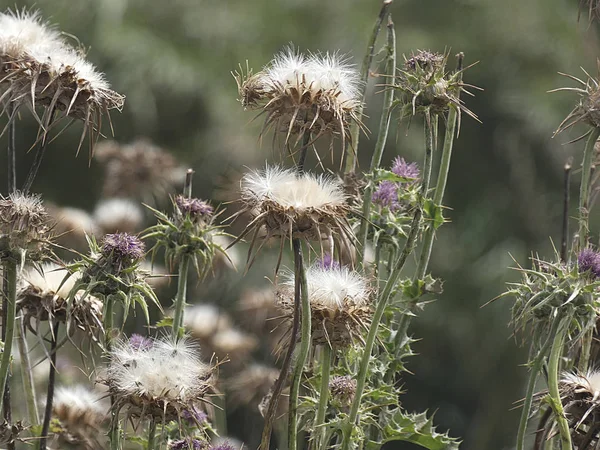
[53,384,107,425]
[281,264,369,312]
[241,166,346,211]
[108,336,212,403]
[0,9,63,59]
[94,198,144,233]
[21,262,80,300]
[561,370,600,399]
[183,304,231,339]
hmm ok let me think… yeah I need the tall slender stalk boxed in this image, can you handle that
[288,239,311,450]
[344,0,393,175]
[22,108,57,195]
[16,317,39,427]
[546,317,572,450]
[358,16,396,265]
[577,127,600,252]
[560,160,572,263]
[0,261,17,415]
[341,113,435,450]
[39,322,59,450]
[147,419,157,450]
[315,345,332,450]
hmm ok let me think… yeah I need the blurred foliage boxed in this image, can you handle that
[1,0,599,449]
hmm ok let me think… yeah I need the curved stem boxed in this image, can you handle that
[0,261,17,414]
[344,0,393,175]
[578,127,600,252]
[16,316,39,427]
[171,256,190,339]
[315,345,332,450]
[546,317,572,450]
[341,114,434,450]
[39,322,59,450]
[288,239,311,450]
[516,317,561,450]
[358,17,396,266]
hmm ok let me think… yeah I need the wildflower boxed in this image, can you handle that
[170,438,208,450]
[144,194,226,278]
[235,48,362,152]
[315,253,340,270]
[329,375,357,408]
[237,166,352,269]
[101,232,145,270]
[0,10,124,155]
[94,139,186,204]
[391,157,420,180]
[105,335,214,422]
[128,333,153,351]
[277,263,371,347]
[552,63,600,135]
[94,198,145,234]
[578,248,600,278]
[227,364,279,408]
[394,49,478,123]
[210,439,239,450]
[181,405,208,427]
[18,262,103,336]
[372,181,401,211]
[52,384,107,449]
[0,192,52,262]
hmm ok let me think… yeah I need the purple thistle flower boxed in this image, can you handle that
[129,333,153,351]
[170,439,208,450]
[175,195,214,219]
[578,248,600,278]
[210,441,236,450]
[316,254,340,270]
[181,405,208,426]
[101,233,145,264]
[391,157,419,181]
[372,181,400,211]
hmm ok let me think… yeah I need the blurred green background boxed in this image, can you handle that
[1,0,599,449]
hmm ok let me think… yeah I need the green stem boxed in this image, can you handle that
[147,419,156,450]
[516,317,560,450]
[288,239,311,450]
[578,127,600,252]
[578,327,593,373]
[341,114,434,450]
[358,16,396,266]
[344,0,393,175]
[315,345,332,450]
[16,316,39,427]
[546,317,572,450]
[39,322,59,450]
[171,256,190,339]
[109,413,121,450]
[0,261,17,414]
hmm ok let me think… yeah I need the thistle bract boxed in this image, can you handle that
[329,375,357,408]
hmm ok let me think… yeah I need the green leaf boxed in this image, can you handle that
[423,200,445,230]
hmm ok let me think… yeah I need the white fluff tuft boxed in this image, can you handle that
[241,166,346,210]
[21,262,80,300]
[108,336,211,402]
[183,304,231,339]
[282,264,369,311]
[562,370,600,398]
[94,198,144,232]
[0,9,63,58]
[53,384,107,417]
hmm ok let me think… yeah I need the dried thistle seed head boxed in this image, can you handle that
[106,335,214,422]
[394,50,478,122]
[238,166,352,268]
[52,384,108,437]
[329,375,356,408]
[0,192,52,261]
[561,370,600,399]
[277,263,372,347]
[557,370,600,446]
[580,0,600,23]
[553,64,600,135]
[0,10,124,157]
[183,304,231,341]
[95,139,186,205]
[94,198,145,234]
[578,248,600,278]
[19,263,103,336]
[50,206,99,253]
[235,48,362,153]
[211,327,258,362]
[237,287,281,333]
[226,363,279,408]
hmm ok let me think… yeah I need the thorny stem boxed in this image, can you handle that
[341,113,434,450]
[147,419,157,450]
[17,317,39,427]
[109,414,121,450]
[577,127,600,252]
[358,16,396,265]
[561,160,572,263]
[39,321,59,450]
[315,345,332,450]
[546,317,572,450]
[516,317,561,450]
[0,261,17,415]
[344,0,393,175]
[22,107,57,195]
[288,238,311,450]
